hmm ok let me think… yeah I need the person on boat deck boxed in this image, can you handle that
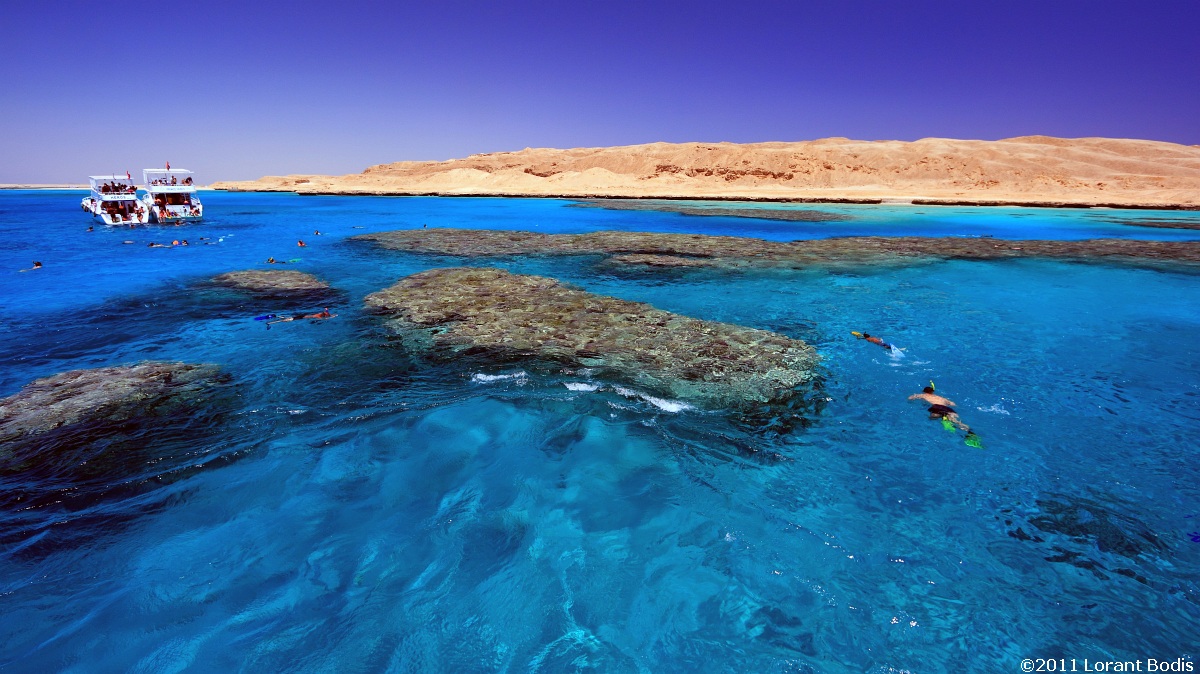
[183,176,193,185]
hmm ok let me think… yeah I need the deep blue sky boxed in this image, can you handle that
[3,0,1198,182]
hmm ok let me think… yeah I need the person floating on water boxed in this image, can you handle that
[908,382,983,447]
[852,331,896,351]
[19,261,42,272]
[266,308,336,327]
[297,240,307,247]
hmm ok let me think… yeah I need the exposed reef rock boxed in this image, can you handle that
[1095,217,1200,231]
[363,267,819,409]
[0,362,226,452]
[353,228,1200,269]
[572,200,854,222]
[211,269,333,297]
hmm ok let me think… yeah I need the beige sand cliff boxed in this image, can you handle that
[212,137,1200,208]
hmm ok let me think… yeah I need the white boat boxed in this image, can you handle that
[140,169,203,223]
[81,175,149,226]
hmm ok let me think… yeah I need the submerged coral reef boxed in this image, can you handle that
[0,362,226,453]
[353,228,1200,269]
[211,269,333,297]
[364,267,819,409]
[571,200,855,221]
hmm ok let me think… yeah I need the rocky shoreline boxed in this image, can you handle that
[209,137,1200,210]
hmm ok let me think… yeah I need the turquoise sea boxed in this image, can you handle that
[1,190,1198,673]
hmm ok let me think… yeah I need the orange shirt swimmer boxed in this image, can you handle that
[851,331,894,350]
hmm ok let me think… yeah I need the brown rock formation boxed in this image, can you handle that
[212,137,1200,209]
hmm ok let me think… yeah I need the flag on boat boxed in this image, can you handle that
[166,161,171,170]
[126,171,131,180]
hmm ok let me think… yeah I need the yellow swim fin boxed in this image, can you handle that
[851,331,863,338]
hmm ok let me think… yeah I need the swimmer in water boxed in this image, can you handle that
[852,331,895,351]
[909,386,971,432]
[297,240,307,247]
[19,261,43,272]
[267,308,336,326]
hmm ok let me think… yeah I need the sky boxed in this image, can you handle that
[2,0,1198,183]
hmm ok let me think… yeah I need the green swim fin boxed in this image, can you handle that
[964,433,983,448]
[940,417,955,432]
[929,380,935,391]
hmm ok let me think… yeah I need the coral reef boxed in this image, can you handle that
[364,267,819,409]
[211,269,333,297]
[0,362,226,452]
[572,200,855,221]
[353,228,1200,269]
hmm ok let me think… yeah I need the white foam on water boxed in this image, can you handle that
[470,371,529,384]
[612,386,695,413]
[563,382,601,392]
[976,403,1011,415]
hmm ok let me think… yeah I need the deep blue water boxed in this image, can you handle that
[1,191,1198,672]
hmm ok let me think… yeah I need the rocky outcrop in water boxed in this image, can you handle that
[211,270,333,297]
[364,267,819,409]
[0,362,226,452]
[353,228,1200,269]
[572,200,855,221]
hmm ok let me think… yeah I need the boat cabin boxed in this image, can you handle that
[89,175,138,198]
[142,169,196,189]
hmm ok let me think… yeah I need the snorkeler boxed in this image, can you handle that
[908,384,982,446]
[266,308,336,326]
[851,331,895,351]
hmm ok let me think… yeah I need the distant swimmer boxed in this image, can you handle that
[148,243,170,248]
[267,308,336,327]
[266,257,285,264]
[313,230,321,236]
[19,261,43,272]
[86,226,94,232]
[852,331,895,351]
[297,240,307,247]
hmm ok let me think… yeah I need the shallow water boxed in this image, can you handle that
[1,191,1198,672]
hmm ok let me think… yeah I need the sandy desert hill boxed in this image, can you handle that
[212,137,1200,208]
